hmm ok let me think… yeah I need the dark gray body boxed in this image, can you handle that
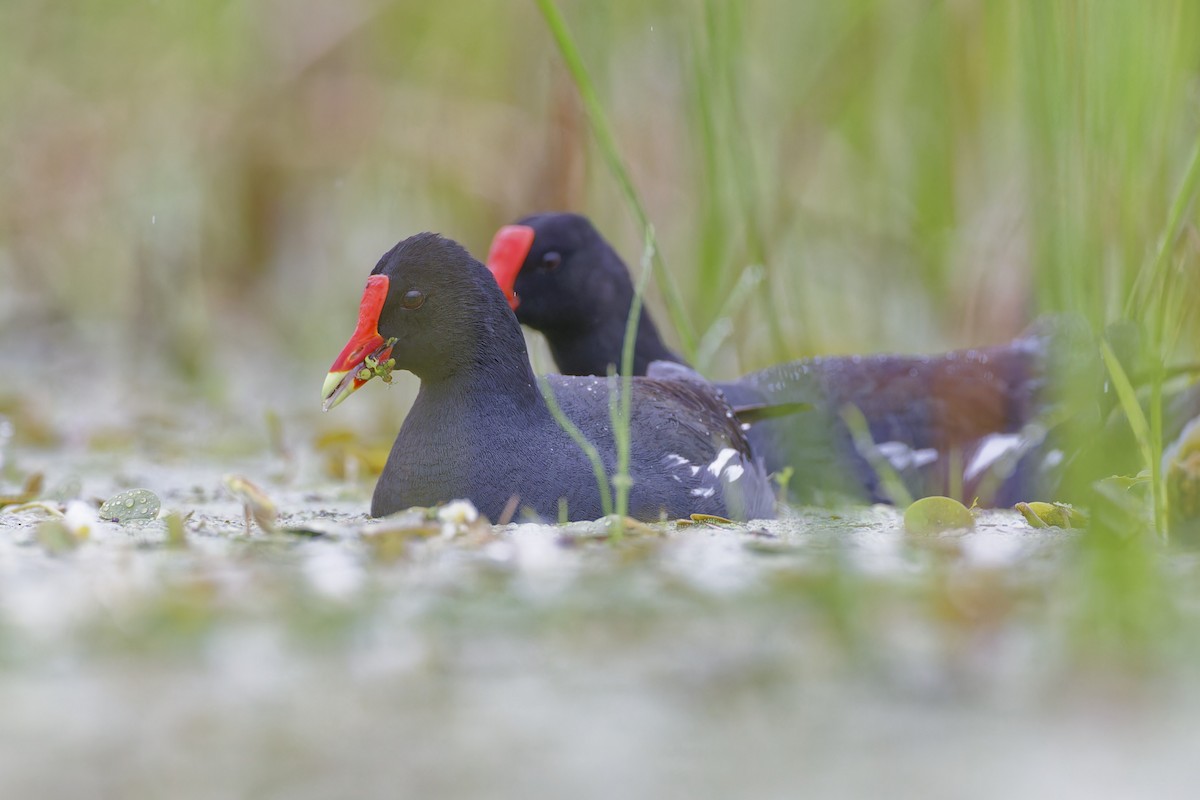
[360,233,774,523]
[372,373,774,522]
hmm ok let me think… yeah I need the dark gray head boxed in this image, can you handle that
[485,212,636,334]
[322,233,530,409]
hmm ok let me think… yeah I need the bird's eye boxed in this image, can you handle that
[541,251,562,271]
[401,289,425,310]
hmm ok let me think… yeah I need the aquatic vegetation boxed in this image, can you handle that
[98,488,161,523]
[1015,501,1088,529]
[903,496,976,535]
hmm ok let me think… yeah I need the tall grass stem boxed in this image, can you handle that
[537,376,614,519]
[533,0,698,360]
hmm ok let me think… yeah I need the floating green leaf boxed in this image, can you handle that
[99,488,161,523]
[904,496,975,535]
[1015,501,1088,529]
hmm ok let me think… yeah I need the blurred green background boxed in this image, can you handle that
[3,9,1200,788]
[1,0,1197,402]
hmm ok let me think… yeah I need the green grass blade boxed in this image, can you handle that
[1099,339,1164,537]
[695,264,764,372]
[1127,130,1200,328]
[533,0,698,360]
[608,228,658,527]
[839,404,914,508]
[538,376,613,519]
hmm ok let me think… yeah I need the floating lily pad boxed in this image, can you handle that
[99,488,160,523]
[904,496,975,535]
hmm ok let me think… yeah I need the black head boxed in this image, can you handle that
[485,212,635,334]
[322,232,529,409]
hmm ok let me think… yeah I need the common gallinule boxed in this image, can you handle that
[483,216,682,376]
[486,212,1052,504]
[321,232,775,522]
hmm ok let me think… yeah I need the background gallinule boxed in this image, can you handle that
[322,232,775,522]
[486,212,1056,504]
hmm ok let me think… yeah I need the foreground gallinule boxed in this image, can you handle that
[321,232,775,522]
[486,212,1052,504]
